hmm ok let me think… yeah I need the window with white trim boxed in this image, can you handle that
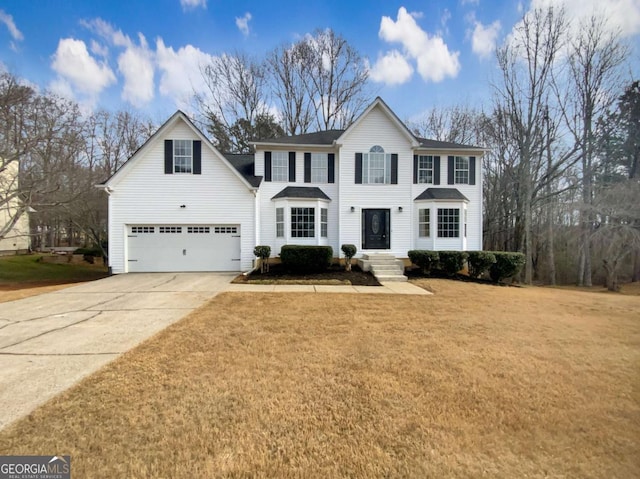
[276,208,284,238]
[272,151,288,182]
[454,156,469,184]
[418,209,430,237]
[187,226,211,233]
[363,145,391,184]
[159,226,182,233]
[321,208,328,238]
[417,155,433,184]
[437,208,460,238]
[131,226,155,234]
[214,226,238,234]
[291,207,315,238]
[174,140,192,173]
[311,153,328,183]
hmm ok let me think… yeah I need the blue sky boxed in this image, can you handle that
[1,0,639,125]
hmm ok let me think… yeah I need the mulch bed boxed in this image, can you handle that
[239,263,381,286]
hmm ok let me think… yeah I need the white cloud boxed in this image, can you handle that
[529,0,640,37]
[471,20,501,59]
[180,0,207,11]
[378,7,461,83]
[235,12,252,37]
[156,38,215,109]
[462,0,480,4]
[369,50,414,85]
[81,19,155,107]
[51,38,116,97]
[90,40,108,58]
[0,9,23,42]
[118,33,154,107]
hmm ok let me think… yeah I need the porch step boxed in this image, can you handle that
[357,253,407,282]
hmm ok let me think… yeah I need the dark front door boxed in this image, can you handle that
[362,209,390,249]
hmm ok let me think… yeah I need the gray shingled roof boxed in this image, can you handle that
[414,187,469,201]
[271,186,331,201]
[223,154,262,187]
[256,130,344,145]
[415,137,481,150]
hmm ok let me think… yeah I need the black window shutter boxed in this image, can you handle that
[355,153,363,184]
[264,152,272,182]
[289,152,296,182]
[448,156,455,185]
[304,153,311,183]
[193,140,201,174]
[469,156,476,185]
[164,140,173,174]
[328,153,335,183]
[434,156,441,185]
[413,155,418,183]
[391,154,398,184]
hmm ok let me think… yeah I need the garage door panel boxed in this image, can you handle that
[127,224,241,272]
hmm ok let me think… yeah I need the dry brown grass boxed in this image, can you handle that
[0,284,73,303]
[0,280,639,478]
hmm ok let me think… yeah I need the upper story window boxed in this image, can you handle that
[417,155,433,184]
[272,151,289,182]
[454,156,469,184]
[174,140,192,173]
[363,145,391,184]
[311,153,328,183]
[165,139,201,175]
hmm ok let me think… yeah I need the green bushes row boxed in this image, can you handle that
[408,250,525,282]
[280,245,333,272]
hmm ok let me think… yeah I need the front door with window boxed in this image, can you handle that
[362,209,390,249]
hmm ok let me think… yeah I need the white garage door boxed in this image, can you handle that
[127,225,241,272]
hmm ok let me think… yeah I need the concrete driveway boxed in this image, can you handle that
[0,273,234,430]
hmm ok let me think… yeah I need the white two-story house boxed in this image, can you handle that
[100,97,485,273]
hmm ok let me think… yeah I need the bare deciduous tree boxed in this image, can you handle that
[559,15,628,286]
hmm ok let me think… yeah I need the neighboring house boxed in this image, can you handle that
[0,161,30,255]
[100,97,485,273]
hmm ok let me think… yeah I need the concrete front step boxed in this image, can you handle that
[359,253,408,282]
[375,274,408,282]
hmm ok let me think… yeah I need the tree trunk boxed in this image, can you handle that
[632,248,640,282]
[603,259,619,292]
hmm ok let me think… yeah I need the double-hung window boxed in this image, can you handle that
[437,208,460,238]
[321,208,328,238]
[363,145,391,184]
[419,209,430,237]
[417,155,433,183]
[272,151,288,182]
[291,207,315,238]
[311,153,328,183]
[174,140,192,173]
[276,208,285,238]
[454,156,469,184]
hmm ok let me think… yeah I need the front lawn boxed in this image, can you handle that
[0,280,638,477]
[0,254,109,288]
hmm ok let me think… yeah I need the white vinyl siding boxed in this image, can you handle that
[107,119,255,273]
